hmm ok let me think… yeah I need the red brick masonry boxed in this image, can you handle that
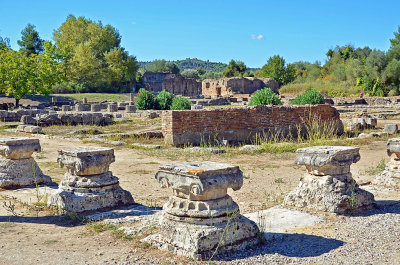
[162,104,343,146]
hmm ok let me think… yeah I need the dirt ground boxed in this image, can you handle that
[0,129,398,264]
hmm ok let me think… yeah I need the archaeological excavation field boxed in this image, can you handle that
[0,96,399,264]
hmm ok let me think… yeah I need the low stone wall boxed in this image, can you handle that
[0,109,49,122]
[162,105,343,146]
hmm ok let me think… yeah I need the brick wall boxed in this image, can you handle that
[161,104,343,146]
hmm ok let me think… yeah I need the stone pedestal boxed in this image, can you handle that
[372,138,400,189]
[284,146,375,213]
[50,147,134,212]
[152,162,258,260]
[0,138,51,188]
[61,105,70,112]
[83,97,88,104]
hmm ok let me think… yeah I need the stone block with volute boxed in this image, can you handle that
[372,138,400,189]
[150,161,258,260]
[284,146,375,213]
[49,147,134,213]
[0,137,51,187]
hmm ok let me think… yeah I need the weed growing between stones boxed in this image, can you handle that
[364,158,386,175]
[2,200,17,216]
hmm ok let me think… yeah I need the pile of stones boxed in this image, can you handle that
[0,137,51,188]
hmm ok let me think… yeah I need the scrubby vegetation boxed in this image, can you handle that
[135,89,154,110]
[155,90,174,110]
[249,88,282,106]
[290,88,325,105]
[170,96,191,110]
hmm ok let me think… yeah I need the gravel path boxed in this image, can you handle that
[221,201,400,265]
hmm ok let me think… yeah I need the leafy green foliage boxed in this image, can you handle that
[290,88,325,105]
[249,88,282,106]
[255,55,295,86]
[155,90,174,110]
[170,96,191,110]
[145,60,180,74]
[180,69,200,79]
[0,43,64,106]
[17,24,43,55]
[0,36,10,49]
[53,15,138,92]
[390,26,400,48]
[222,60,247,77]
[135,89,154,110]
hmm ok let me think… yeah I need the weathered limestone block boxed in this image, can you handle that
[91,104,101,112]
[107,104,118,112]
[125,105,136,113]
[0,138,51,188]
[21,115,37,125]
[62,105,71,112]
[372,138,400,189]
[151,162,258,260]
[50,147,134,212]
[384,124,398,134]
[351,117,377,130]
[284,146,375,213]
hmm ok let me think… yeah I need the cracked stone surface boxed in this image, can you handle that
[50,147,134,213]
[147,161,258,260]
[0,137,51,188]
[284,146,375,213]
[372,138,400,189]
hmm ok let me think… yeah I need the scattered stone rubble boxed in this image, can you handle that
[49,147,134,212]
[284,146,375,213]
[350,112,377,130]
[372,138,400,189]
[147,162,259,260]
[21,113,113,126]
[0,137,51,188]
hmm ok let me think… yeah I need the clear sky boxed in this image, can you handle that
[0,0,399,67]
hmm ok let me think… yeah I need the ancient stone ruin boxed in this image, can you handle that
[350,112,377,131]
[202,77,279,97]
[143,72,202,97]
[151,161,258,259]
[162,105,344,146]
[50,147,134,212]
[0,137,51,188]
[372,138,400,189]
[284,146,375,213]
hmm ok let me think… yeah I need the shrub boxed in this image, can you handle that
[249,87,282,106]
[155,90,174,110]
[135,89,154,110]
[171,96,191,110]
[290,88,325,105]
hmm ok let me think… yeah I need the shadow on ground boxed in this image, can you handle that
[0,203,160,227]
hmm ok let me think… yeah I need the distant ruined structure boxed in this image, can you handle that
[143,72,201,97]
[202,77,279,97]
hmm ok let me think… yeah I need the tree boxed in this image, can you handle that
[0,43,64,106]
[255,55,295,86]
[390,26,400,48]
[181,69,200,79]
[53,15,138,92]
[17,24,43,56]
[145,60,180,74]
[0,36,10,49]
[222,60,247,77]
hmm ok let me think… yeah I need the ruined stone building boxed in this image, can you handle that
[202,77,279,96]
[142,72,201,97]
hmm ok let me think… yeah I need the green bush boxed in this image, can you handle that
[135,89,154,110]
[171,96,191,110]
[290,88,325,105]
[249,87,282,106]
[155,90,175,110]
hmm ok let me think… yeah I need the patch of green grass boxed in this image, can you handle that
[364,158,386,175]
[274,178,284,183]
[55,93,129,102]
[43,239,59,244]
[280,80,362,97]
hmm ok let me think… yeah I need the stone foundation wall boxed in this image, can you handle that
[143,72,201,97]
[202,77,279,97]
[162,105,343,146]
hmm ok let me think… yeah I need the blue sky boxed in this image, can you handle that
[0,0,399,67]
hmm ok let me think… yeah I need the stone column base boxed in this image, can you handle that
[284,173,375,213]
[147,214,259,260]
[372,162,400,189]
[0,157,52,188]
[49,187,134,213]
